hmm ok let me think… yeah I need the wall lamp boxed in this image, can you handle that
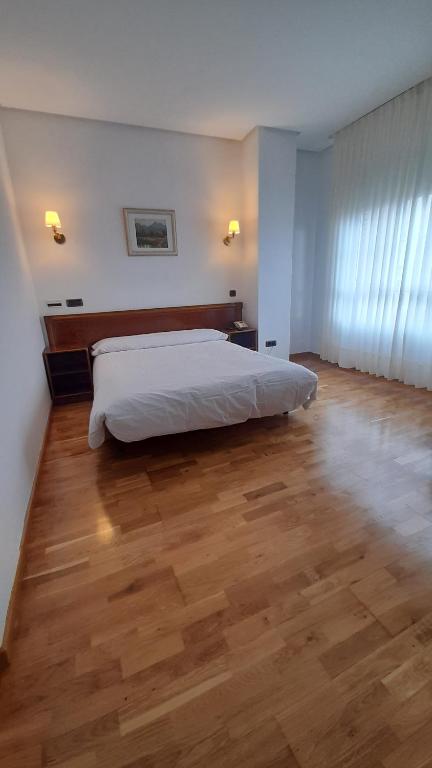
[45,210,66,244]
[223,219,240,246]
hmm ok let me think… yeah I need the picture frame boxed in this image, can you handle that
[123,208,177,256]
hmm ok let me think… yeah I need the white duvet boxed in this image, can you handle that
[88,340,318,448]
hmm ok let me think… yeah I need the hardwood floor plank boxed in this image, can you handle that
[120,671,232,735]
[382,717,432,768]
[121,631,185,679]
[319,620,391,678]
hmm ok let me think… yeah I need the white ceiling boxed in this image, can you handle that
[1,0,432,150]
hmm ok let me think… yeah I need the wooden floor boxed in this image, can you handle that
[2,355,432,768]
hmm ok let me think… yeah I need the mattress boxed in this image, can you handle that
[88,339,318,448]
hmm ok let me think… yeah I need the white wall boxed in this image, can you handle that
[291,147,332,353]
[0,122,50,641]
[291,150,320,353]
[310,147,332,353]
[1,109,245,320]
[258,128,297,359]
[240,128,259,328]
[2,108,304,354]
[240,127,298,358]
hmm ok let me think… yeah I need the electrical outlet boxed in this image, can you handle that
[265,340,277,347]
[66,298,83,307]
[46,300,63,308]
[229,289,237,297]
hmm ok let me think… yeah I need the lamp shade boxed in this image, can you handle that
[45,210,61,228]
[228,219,240,235]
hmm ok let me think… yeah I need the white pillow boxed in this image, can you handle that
[91,328,228,356]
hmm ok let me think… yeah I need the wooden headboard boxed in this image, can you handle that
[44,302,243,350]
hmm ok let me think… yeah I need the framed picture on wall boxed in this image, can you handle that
[123,208,177,256]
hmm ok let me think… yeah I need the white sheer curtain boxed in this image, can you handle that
[321,79,432,390]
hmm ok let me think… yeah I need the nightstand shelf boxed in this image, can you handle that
[43,347,93,405]
[50,368,90,376]
[226,327,258,351]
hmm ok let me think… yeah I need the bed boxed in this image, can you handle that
[88,328,318,448]
[43,303,318,449]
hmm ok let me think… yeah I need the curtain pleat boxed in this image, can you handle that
[321,79,432,390]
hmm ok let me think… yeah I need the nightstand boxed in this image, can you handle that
[43,346,93,405]
[226,327,258,351]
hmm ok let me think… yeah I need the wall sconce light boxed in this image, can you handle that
[223,219,240,246]
[45,211,66,244]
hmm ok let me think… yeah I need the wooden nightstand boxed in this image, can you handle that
[226,327,258,351]
[43,346,93,405]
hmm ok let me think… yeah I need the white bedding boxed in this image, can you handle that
[88,339,318,448]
